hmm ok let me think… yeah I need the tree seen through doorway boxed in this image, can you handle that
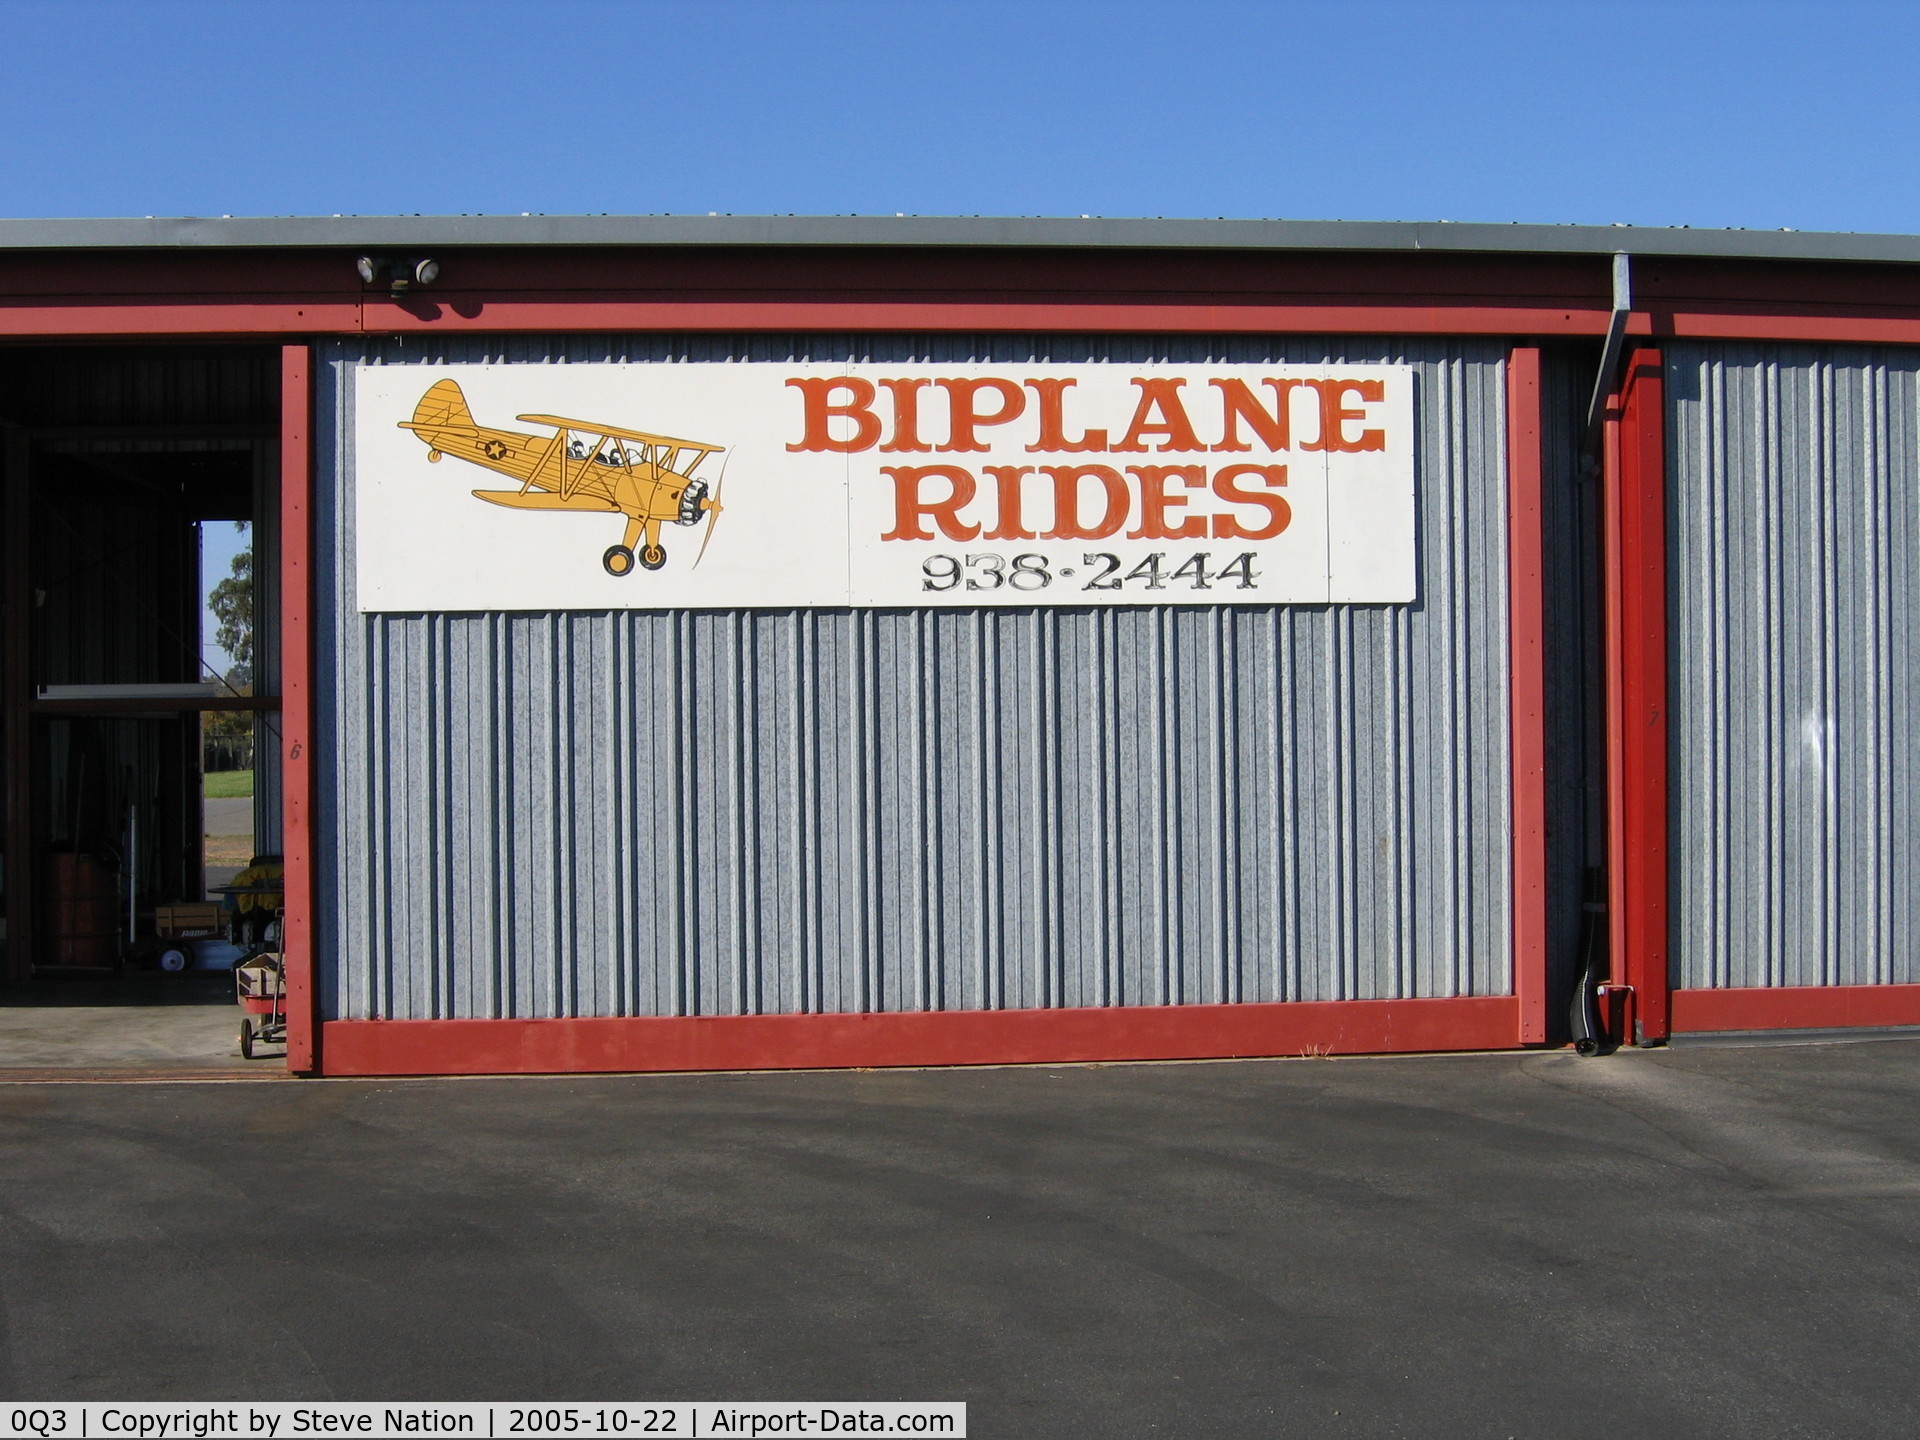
[205,527,252,774]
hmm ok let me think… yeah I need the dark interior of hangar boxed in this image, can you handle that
[0,345,281,991]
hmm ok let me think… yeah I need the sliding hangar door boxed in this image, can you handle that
[1667,342,1920,1034]
[303,335,1578,1076]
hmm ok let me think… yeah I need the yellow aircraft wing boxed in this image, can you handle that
[411,426,623,504]
[399,424,545,478]
[473,489,618,512]
[515,413,723,457]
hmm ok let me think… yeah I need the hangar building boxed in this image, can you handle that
[1,215,1916,1075]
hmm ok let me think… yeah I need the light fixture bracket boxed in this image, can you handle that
[355,255,441,295]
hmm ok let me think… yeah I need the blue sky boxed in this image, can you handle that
[6,0,1911,669]
[2,0,1917,234]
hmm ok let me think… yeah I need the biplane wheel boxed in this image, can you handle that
[427,450,442,463]
[639,543,668,571]
[603,545,636,577]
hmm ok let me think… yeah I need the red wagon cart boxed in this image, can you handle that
[234,952,285,1059]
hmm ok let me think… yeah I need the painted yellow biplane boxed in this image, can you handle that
[400,378,725,576]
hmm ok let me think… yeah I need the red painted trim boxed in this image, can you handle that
[1506,348,1549,1045]
[0,299,1620,338]
[0,304,359,336]
[1605,350,1670,1044]
[1672,984,1920,1033]
[1657,312,1920,344]
[279,344,317,1075]
[360,301,1624,336]
[12,297,1920,346]
[318,996,1521,1077]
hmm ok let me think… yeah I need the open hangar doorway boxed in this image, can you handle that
[0,344,284,1070]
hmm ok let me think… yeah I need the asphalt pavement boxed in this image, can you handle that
[203,797,253,840]
[1,1039,1917,1438]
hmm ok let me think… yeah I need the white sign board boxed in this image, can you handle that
[352,363,1416,611]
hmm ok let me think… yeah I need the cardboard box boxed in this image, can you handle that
[235,954,284,1000]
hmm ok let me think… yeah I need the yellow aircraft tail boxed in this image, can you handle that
[412,378,476,431]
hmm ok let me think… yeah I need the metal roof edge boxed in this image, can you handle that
[5,214,1920,264]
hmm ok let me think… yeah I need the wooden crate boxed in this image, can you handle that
[155,902,224,937]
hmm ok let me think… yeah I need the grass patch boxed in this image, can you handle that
[204,769,254,799]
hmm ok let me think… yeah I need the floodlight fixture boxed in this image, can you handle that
[355,255,441,295]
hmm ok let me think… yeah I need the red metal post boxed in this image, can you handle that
[1506,348,1549,1044]
[279,344,318,1074]
[1604,349,1670,1044]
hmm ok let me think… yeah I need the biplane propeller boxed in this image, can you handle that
[399,378,725,576]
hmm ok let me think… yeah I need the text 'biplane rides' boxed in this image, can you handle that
[398,378,726,576]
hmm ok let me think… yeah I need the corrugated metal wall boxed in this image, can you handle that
[315,336,1514,1022]
[1670,343,1920,990]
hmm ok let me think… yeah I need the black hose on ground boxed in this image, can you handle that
[1570,867,1609,1056]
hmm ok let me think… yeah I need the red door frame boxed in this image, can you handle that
[1604,349,1671,1045]
[279,344,318,1073]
